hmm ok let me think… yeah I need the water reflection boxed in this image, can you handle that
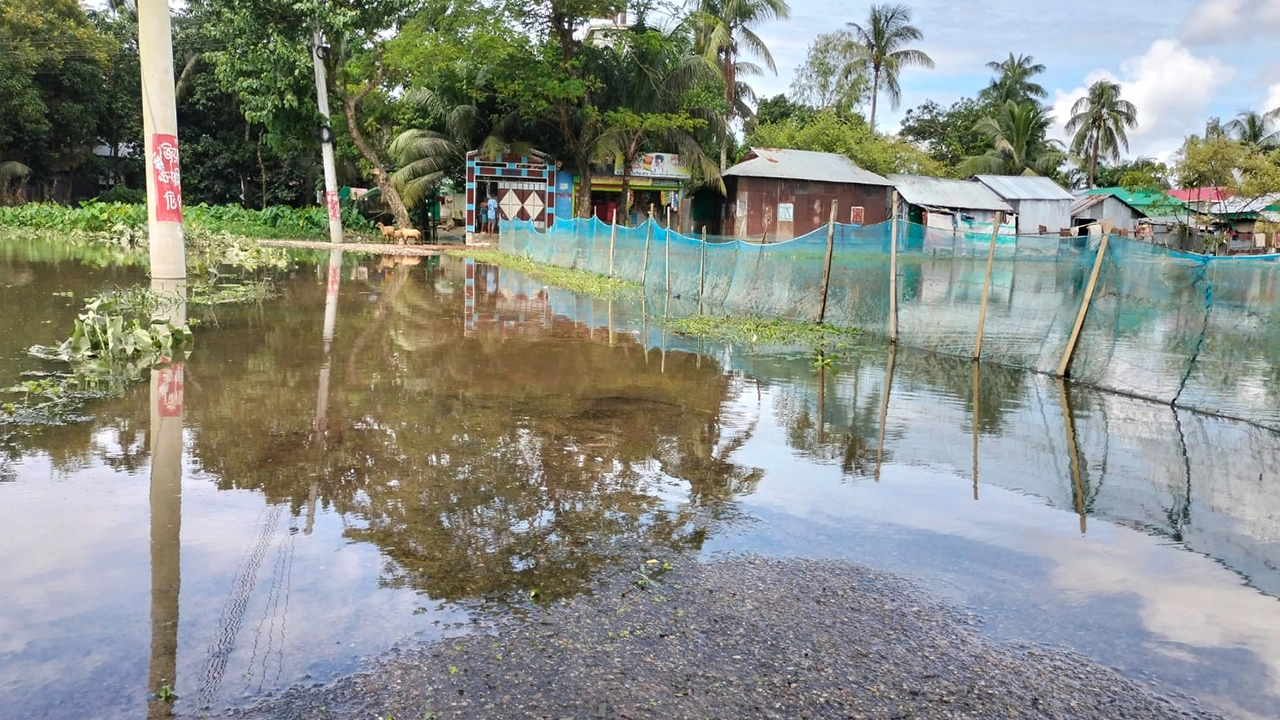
[2,246,1280,719]
[147,278,185,719]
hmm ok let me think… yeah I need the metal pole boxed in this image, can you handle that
[138,0,185,280]
[312,30,344,245]
[888,192,900,344]
[973,211,1004,360]
[817,200,838,324]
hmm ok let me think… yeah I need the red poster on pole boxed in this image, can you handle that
[326,189,341,223]
[155,363,184,417]
[151,133,183,222]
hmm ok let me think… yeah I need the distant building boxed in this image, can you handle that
[1168,186,1232,214]
[1070,193,1146,233]
[887,174,1015,236]
[723,148,893,241]
[973,175,1074,235]
[1082,187,1189,224]
[1209,193,1280,251]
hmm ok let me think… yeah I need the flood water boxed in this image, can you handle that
[2,240,1280,720]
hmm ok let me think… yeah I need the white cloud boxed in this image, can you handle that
[1266,83,1280,114]
[1050,39,1234,160]
[1181,0,1280,45]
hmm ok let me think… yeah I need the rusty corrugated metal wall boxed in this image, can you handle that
[725,176,890,240]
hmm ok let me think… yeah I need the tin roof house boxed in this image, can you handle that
[888,174,1014,237]
[723,148,893,241]
[973,175,1074,235]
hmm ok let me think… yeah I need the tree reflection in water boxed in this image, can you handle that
[184,255,761,606]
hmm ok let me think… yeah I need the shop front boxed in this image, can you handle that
[561,153,690,227]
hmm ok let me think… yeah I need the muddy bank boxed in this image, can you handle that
[229,555,1221,720]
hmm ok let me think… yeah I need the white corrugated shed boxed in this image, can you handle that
[887,174,1013,212]
[974,175,1074,234]
[1070,194,1145,232]
[725,148,893,186]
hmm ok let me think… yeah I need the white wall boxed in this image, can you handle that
[1012,199,1073,235]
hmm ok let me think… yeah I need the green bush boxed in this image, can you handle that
[97,186,147,204]
[0,200,372,239]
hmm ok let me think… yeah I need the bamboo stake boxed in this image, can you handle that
[607,207,618,278]
[664,208,671,318]
[874,344,896,482]
[1057,378,1088,533]
[1057,223,1112,377]
[817,200,839,323]
[973,210,1004,360]
[698,226,707,315]
[641,203,654,286]
[888,191,900,344]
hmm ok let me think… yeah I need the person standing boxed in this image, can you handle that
[486,194,499,234]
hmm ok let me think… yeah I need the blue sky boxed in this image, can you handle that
[752,0,1280,161]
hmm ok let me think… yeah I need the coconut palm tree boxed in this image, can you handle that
[981,53,1047,106]
[961,101,1063,176]
[388,65,528,210]
[1224,110,1280,152]
[694,0,792,168]
[846,3,934,133]
[1066,79,1138,188]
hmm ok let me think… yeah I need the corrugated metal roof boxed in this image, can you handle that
[724,147,893,186]
[1169,186,1232,203]
[1085,186,1188,211]
[1070,194,1108,215]
[974,175,1074,201]
[1210,193,1280,216]
[887,174,1012,212]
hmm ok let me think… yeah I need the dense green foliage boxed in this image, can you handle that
[0,201,370,239]
[5,0,1277,220]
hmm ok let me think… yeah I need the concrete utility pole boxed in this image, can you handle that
[138,0,185,280]
[312,30,345,244]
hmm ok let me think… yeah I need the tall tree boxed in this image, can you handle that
[961,100,1063,176]
[694,0,792,168]
[1066,79,1138,188]
[898,97,992,173]
[789,30,868,114]
[846,2,933,133]
[1225,110,1280,152]
[981,53,1047,106]
[201,0,418,228]
[594,23,723,221]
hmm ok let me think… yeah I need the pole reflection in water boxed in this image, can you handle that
[308,249,343,534]
[1057,379,1088,534]
[874,344,896,482]
[148,278,186,719]
[972,361,980,501]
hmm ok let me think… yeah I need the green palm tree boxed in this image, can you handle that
[695,0,792,168]
[961,100,1063,176]
[388,66,528,210]
[1066,79,1138,188]
[847,2,934,132]
[1224,110,1280,151]
[982,53,1047,105]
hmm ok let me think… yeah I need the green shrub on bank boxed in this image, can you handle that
[0,201,372,239]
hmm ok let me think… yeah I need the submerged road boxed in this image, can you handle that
[232,555,1221,720]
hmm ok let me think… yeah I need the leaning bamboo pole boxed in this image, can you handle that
[973,211,1004,360]
[1057,223,1113,377]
